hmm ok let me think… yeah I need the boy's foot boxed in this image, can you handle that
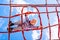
[7,28,14,32]
[9,21,14,26]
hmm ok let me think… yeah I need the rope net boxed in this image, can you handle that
[0,0,60,40]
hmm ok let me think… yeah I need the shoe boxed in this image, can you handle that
[9,21,14,26]
[7,28,14,31]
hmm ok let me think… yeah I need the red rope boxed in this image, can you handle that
[34,7,43,40]
[45,0,51,40]
[21,7,26,40]
[0,4,60,7]
[1,11,60,18]
[55,7,60,39]
[0,1,60,40]
[8,0,11,40]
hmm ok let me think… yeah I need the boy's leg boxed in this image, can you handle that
[13,20,22,25]
[9,21,21,26]
[12,27,22,31]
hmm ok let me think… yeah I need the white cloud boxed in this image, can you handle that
[45,28,50,39]
[46,16,58,39]
[12,0,28,4]
[28,8,37,17]
[12,0,37,17]
[51,17,58,39]
[51,26,58,39]
[32,30,40,40]
[12,0,28,14]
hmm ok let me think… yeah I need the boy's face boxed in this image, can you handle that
[30,19,37,25]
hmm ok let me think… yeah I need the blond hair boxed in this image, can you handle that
[30,19,37,25]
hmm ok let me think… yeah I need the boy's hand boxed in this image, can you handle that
[25,12,31,16]
[38,26,42,29]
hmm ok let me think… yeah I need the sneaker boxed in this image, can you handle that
[9,21,14,26]
[7,28,14,31]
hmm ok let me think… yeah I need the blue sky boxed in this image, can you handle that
[0,0,60,40]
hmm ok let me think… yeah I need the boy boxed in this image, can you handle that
[7,12,42,31]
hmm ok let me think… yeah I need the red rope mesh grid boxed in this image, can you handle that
[0,0,60,40]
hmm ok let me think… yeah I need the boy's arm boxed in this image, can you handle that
[25,12,32,22]
[25,14,29,22]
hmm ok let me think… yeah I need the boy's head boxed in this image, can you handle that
[25,12,37,25]
[30,19,37,25]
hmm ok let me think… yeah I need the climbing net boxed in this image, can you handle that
[0,0,60,40]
